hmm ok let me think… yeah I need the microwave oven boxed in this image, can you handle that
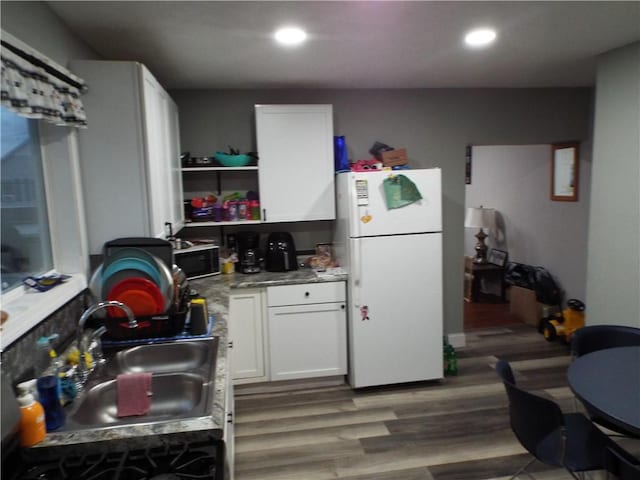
[173,244,220,279]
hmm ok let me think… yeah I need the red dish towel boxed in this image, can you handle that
[117,372,152,417]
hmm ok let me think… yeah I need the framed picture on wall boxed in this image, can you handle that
[551,142,579,201]
[488,249,508,267]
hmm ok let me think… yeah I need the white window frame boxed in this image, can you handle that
[1,122,89,351]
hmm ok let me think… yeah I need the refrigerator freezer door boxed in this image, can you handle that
[345,169,442,238]
[348,233,443,388]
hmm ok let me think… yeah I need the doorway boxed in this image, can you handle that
[462,144,591,331]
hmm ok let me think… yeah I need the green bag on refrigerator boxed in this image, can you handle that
[383,174,422,209]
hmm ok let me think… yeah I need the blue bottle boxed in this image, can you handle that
[37,375,65,431]
[334,136,349,172]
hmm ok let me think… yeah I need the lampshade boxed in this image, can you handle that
[464,207,496,230]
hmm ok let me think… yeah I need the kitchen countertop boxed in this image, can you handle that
[30,268,346,453]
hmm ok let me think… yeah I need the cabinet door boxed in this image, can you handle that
[228,289,267,383]
[71,61,150,253]
[165,97,184,232]
[256,105,335,222]
[141,67,173,239]
[268,302,347,381]
[223,374,235,480]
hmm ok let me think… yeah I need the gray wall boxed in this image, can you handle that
[465,144,592,301]
[1,1,99,66]
[586,42,640,327]
[172,88,593,335]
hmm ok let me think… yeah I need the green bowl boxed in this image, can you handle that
[214,152,252,167]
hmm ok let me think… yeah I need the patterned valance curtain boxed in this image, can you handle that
[0,30,87,128]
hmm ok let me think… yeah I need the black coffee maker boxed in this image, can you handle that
[236,231,261,274]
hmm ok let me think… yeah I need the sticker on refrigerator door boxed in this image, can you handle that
[355,179,369,206]
[360,305,370,321]
[360,211,372,224]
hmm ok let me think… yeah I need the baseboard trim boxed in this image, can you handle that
[447,332,466,348]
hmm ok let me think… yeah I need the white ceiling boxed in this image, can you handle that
[47,1,640,90]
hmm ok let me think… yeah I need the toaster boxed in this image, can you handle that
[265,232,298,272]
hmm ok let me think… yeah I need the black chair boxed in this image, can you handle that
[496,359,613,479]
[605,446,640,479]
[570,325,640,437]
[570,325,640,357]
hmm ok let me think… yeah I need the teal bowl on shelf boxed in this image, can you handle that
[214,152,252,167]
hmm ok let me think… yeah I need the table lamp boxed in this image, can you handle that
[465,206,496,264]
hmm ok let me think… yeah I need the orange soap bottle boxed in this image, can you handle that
[17,389,46,447]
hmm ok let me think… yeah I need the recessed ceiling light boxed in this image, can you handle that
[274,27,307,46]
[464,28,497,48]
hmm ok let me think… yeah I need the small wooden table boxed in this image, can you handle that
[465,261,506,303]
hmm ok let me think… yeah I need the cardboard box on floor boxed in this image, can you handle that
[509,285,559,328]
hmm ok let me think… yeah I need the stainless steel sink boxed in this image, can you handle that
[103,339,214,375]
[69,372,206,426]
[61,336,218,431]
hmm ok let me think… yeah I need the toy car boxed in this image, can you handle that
[541,299,585,343]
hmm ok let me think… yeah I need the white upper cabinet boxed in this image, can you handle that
[256,104,335,222]
[70,60,184,254]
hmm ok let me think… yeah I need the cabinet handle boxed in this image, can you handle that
[228,341,233,349]
[341,304,345,309]
[262,209,267,221]
[305,292,310,297]
[227,412,233,424]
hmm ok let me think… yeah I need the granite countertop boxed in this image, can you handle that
[31,268,346,453]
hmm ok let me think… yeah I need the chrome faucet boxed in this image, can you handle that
[76,301,137,384]
[79,325,107,367]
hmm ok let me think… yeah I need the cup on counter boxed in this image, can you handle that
[222,261,235,274]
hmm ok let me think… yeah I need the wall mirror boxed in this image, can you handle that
[551,142,579,201]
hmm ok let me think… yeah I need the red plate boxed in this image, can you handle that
[106,277,165,317]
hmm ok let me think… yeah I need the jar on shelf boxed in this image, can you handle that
[249,200,260,220]
[228,201,238,221]
[237,201,248,220]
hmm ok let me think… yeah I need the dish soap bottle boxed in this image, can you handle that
[16,383,46,446]
[35,334,65,431]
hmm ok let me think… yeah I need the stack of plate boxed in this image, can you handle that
[89,247,174,318]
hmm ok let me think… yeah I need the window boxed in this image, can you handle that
[1,106,53,292]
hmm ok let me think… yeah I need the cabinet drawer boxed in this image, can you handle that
[267,282,345,307]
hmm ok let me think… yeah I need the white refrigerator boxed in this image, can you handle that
[333,168,443,388]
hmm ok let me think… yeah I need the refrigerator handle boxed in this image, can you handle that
[352,239,362,308]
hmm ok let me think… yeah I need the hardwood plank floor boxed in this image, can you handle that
[464,301,521,330]
[234,324,639,480]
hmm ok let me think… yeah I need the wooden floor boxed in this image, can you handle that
[464,301,520,330]
[234,324,639,480]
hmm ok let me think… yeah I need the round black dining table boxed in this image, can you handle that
[568,346,640,437]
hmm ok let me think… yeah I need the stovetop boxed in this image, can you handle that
[4,439,223,480]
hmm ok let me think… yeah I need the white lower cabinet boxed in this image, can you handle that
[223,374,234,480]
[228,289,267,383]
[267,282,347,381]
[228,281,347,384]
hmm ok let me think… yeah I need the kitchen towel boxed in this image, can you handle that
[116,372,152,417]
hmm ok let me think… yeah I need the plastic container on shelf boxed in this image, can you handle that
[213,203,223,222]
[228,201,238,221]
[249,200,260,220]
